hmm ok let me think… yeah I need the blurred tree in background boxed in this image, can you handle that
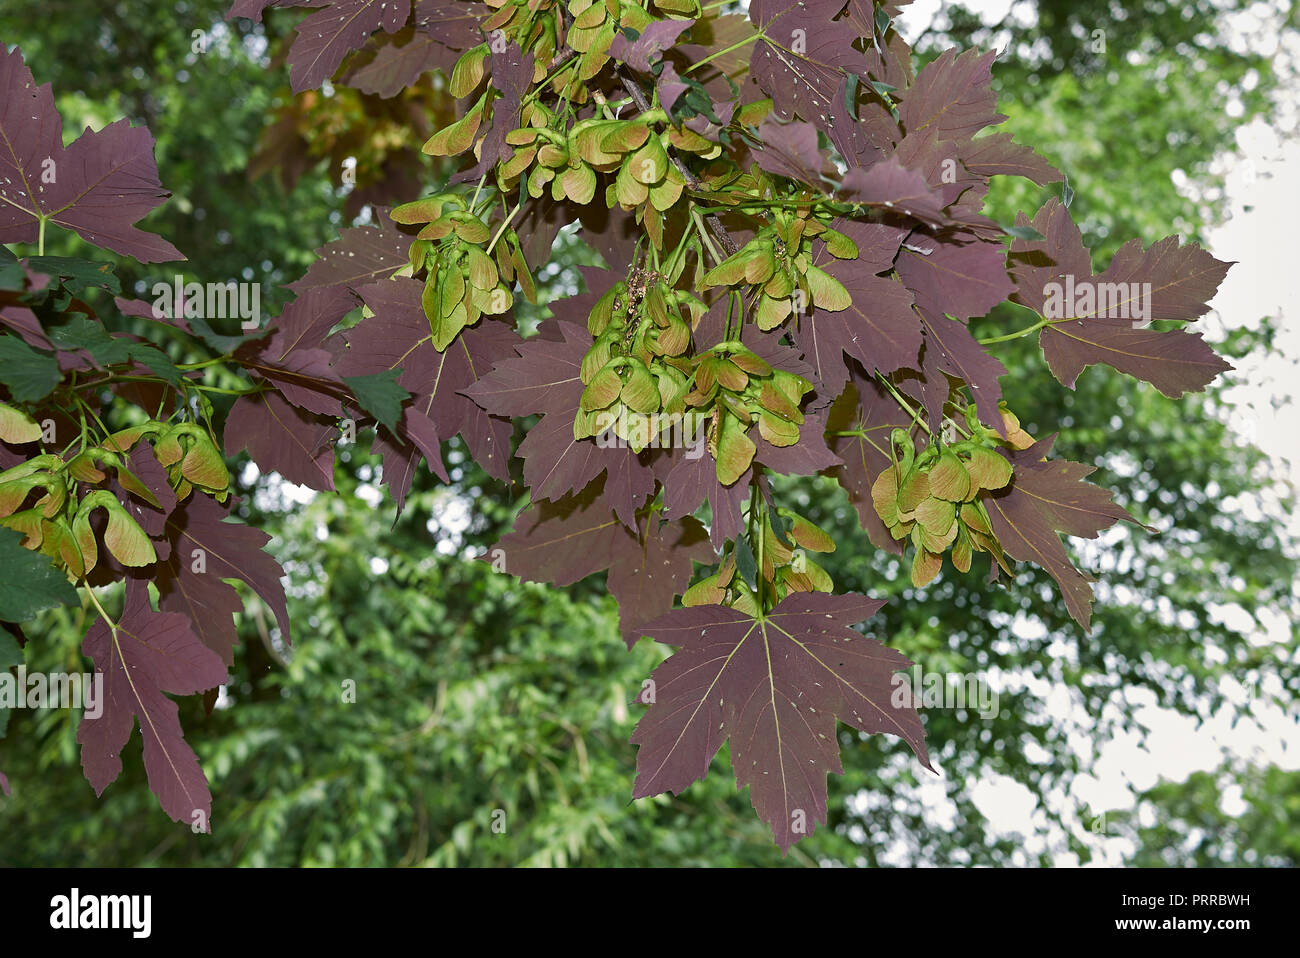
[0,0,1296,866]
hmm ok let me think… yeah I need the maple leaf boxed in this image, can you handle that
[754,406,842,475]
[451,42,535,185]
[1009,199,1233,398]
[827,75,901,170]
[224,389,339,491]
[459,317,589,419]
[749,0,869,127]
[234,287,358,416]
[225,0,323,21]
[602,447,666,533]
[346,28,450,97]
[793,220,917,397]
[485,488,638,587]
[344,277,516,482]
[898,47,1006,142]
[661,446,750,550]
[984,436,1142,631]
[360,401,448,513]
[840,155,949,227]
[285,0,411,93]
[611,18,695,72]
[77,579,228,827]
[414,0,487,50]
[516,412,655,523]
[346,0,486,99]
[892,126,989,209]
[896,232,1014,322]
[845,0,916,88]
[0,46,183,262]
[629,592,932,851]
[610,514,714,647]
[754,117,834,185]
[155,494,294,663]
[287,210,413,294]
[959,132,1061,185]
[488,489,714,645]
[114,443,178,541]
[913,304,1008,433]
[459,310,654,520]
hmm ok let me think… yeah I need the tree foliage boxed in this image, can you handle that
[0,0,1293,861]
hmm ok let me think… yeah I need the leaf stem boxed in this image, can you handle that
[979,316,1049,345]
[685,30,764,74]
[877,375,932,436]
[81,580,118,630]
[485,204,521,257]
[692,207,724,266]
[191,383,263,396]
[176,355,231,371]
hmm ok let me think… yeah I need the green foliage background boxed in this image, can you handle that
[0,0,1296,866]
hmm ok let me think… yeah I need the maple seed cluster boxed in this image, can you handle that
[469,0,702,91]
[575,265,704,449]
[390,192,516,350]
[684,508,837,614]
[872,412,1028,588]
[703,209,858,330]
[0,417,228,580]
[509,108,711,244]
[691,341,812,484]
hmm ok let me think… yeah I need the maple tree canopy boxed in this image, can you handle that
[0,0,1234,852]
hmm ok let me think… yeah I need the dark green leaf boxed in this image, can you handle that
[0,334,61,402]
[734,534,757,592]
[25,256,120,295]
[1004,224,1046,241]
[875,6,892,38]
[344,368,412,433]
[0,245,22,290]
[0,527,77,622]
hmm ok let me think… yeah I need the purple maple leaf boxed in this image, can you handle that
[225,389,339,490]
[985,438,1141,631]
[236,286,359,416]
[611,19,695,73]
[287,210,413,294]
[287,0,411,93]
[898,47,1006,142]
[749,0,870,127]
[451,42,535,184]
[629,592,932,852]
[1009,199,1233,397]
[0,46,183,262]
[156,494,295,656]
[77,579,228,826]
[826,370,920,553]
